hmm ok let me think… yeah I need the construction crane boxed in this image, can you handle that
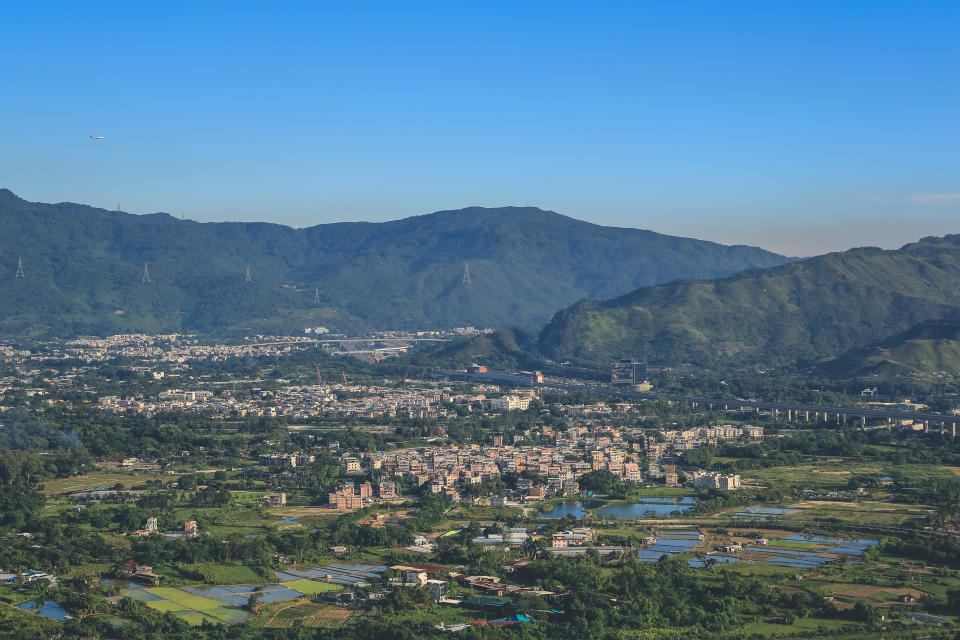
[314,364,323,384]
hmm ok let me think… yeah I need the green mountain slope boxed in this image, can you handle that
[538,237,960,368]
[401,327,544,371]
[817,319,960,378]
[0,189,787,337]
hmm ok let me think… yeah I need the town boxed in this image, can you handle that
[0,332,958,639]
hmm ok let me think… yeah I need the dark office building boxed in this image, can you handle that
[611,359,647,386]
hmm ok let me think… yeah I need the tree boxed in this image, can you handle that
[31,578,50,611]
[246,585,264,611]
[578,470,621,495]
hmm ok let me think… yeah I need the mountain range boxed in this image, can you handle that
[0,189,788,338]
[538,236,960,369]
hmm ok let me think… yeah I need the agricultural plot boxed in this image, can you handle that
[262,602,362,629]
[40,470,165,494]
[781,501,933,526]
[724,535,879,569]
[120,562,386,626]
[123,586,258,625]
[282,579,342,595]
[273,562,388,586]
[637,529,702,562]
[182,562,264,585]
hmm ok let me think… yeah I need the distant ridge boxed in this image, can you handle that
[0,190,788,337]
[539,236,960,368]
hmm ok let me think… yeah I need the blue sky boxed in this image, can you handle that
[1,1,957,255]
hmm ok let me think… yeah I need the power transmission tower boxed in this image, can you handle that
[245,265,252,283]
[462,262,472,286]
[15,257,24,278]
[314,287,320,304]
[141,263,152,283]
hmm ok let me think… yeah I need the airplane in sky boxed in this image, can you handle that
[90,136,104,140]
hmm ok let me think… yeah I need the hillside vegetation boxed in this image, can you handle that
[0,189,786,337]
[538,237,960,368]
[817,319,960,378]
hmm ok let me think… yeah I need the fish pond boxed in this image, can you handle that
[18,600,68,621]
[540,497,696,520]
[119,562,387,626]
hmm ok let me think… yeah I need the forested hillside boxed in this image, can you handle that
[817,319,960,378]
[539,237,960,368]
[0,189,787,337]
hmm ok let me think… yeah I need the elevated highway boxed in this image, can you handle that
[442,370,959,435]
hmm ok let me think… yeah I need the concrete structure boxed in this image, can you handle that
[693,472,741,490]
[611,360,647,386]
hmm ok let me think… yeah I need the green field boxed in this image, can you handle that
[174,611,224,626]
[146,600,190,613]
[765,539,818,549]
[282,579,341,595]
[141,587,253,624]
[732,617,852,638]
[0,586,33,605]
[746,461,960,491]
[39,470,169,494]
[229,490,269,504]
[183,562,265,585]
[632,487,697,497]
[780,500,932,526]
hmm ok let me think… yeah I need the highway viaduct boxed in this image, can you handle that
[441,370,959,436]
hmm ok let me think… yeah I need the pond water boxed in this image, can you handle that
[730,506,799,518]
[101,578,146,589]
[597,498,695,519]
[538,502,589,519]
[541,498,696,520]
[740,535,879,568]
[637,530,702,562]
[689,555,740,568]
[18,600,68,621]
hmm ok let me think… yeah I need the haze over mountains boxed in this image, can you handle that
[0,189,788,338]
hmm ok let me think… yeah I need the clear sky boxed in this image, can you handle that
[1,1,957,255]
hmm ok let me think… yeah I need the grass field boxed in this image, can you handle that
[146,600,190,613]
[282,579,341,595]
[142,587,252,624]
[183,562,265,585]
[230,490,269,504]
[765,539,818,549]
[732,617,851,637]
[171,506,278,538]
[781,500,931,526]
[0,586,33,605]
[260,602,361,628]
[174,611,224,626]
[745,464,874,489]
[632,487,697,497]
[40,470,168,494]
[747,461,960,491]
